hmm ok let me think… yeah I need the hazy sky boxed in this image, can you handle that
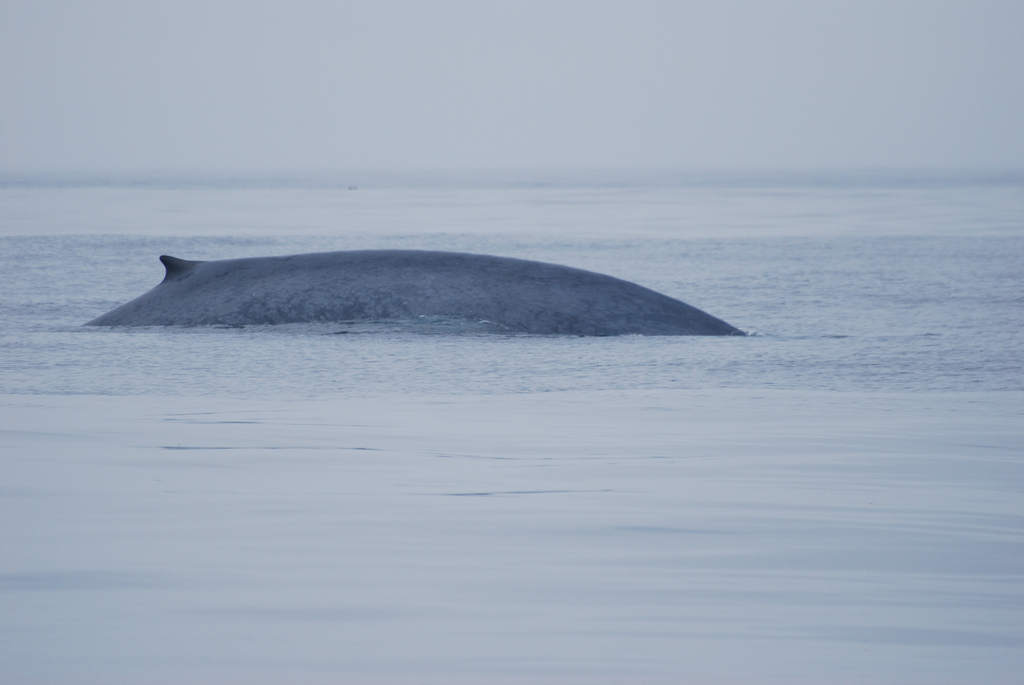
[1,0,1022,173]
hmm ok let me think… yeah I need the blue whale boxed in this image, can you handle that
[85,250,742,336]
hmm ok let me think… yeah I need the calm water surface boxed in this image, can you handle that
[1,173,1022,684]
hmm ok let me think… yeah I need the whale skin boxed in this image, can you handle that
[85,249,743,336]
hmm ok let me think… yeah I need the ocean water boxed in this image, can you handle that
[1,172,1023,684]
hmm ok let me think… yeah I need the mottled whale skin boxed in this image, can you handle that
[86,250,742,336]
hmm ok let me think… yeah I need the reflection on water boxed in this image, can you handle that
[2,391,1022,683]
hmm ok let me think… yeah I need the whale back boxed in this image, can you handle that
[86,250,742,336]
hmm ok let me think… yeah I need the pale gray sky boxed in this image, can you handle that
[1,0,1022,173]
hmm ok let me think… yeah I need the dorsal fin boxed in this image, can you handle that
[159,255,204,282]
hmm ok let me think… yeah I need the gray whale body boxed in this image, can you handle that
[86,250,742,336]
